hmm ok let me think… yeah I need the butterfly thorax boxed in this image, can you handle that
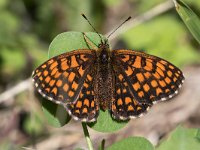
[95,43,114,110]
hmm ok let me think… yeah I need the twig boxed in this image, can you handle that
[106,0,174,40]
[0,1,174,103]
[172,0,178,8]
[21,147,36,150]
[0,78,32,103]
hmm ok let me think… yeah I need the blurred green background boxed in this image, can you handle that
[0,0,199,149]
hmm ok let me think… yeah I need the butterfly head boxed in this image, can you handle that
[98,38,109,49]
[97,39,110,63]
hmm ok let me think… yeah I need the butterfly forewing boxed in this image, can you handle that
[111,49,184,104]
[32,50,96,105]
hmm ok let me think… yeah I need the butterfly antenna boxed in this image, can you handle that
[81,13,103,43]
[107,16,131,39]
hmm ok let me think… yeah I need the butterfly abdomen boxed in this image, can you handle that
[95,47,114,110]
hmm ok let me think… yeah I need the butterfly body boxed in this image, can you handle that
[32,38,184,122]
[95,42,114,110]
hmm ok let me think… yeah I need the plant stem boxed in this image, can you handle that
[82,122,94,150]
[100,139,105,150]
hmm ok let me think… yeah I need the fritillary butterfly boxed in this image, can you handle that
[32,17,184,122]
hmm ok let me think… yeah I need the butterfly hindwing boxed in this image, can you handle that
[111,49,184,104]
[111,66,151,120]
[66,65,99,122]
[32,50,96,105]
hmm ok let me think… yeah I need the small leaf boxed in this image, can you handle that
[107,137,154,150]
[49,31,105,58]
[156,126,200,150]
[41,98,71,127]
[88,110,128,133]
[173,0,200,44]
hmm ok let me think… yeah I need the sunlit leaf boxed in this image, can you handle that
[88,110,128,133]
[41,98,71,127]
[173,0,200,44]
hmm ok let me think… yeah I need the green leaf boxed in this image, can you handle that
[41,98,71,127]
[88,110,128,133]
[156,126,200,150]
[49,31,104,58]
[107,137,154,150]
[173,0,200,44]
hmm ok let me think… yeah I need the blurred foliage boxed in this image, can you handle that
[24,110,44,135]
[122,15,200,67]
[196,129,200,141]
[156,126,200,150]
[0,0,199,89]
[135,0,200,13]
[107,137,154,150]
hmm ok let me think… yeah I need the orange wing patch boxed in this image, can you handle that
[133,56,142,68]
[132,82,140,91]
[136,73,145,82]
[70,55,79,67]
[125,66,133,76]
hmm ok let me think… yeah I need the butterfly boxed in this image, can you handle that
[32,16,184,122]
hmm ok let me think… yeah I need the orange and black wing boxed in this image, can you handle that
[112,49,184,104]
[32,50,96,105]
[111,49,184,119]
[65,65,99,122]
[111,67,151,120]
